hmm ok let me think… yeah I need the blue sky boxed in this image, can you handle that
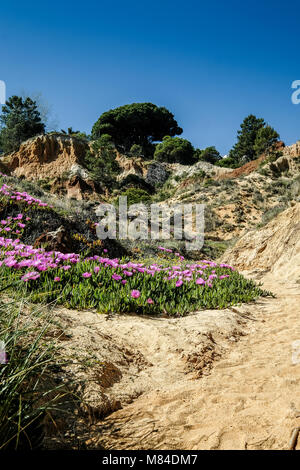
[1,0,299,154]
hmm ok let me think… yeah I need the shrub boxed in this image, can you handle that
[129,144,143,157]
[83,137,120,190]
[154,136,195,165]
[119,188,151,205]
[194,146,222,164]
[258,205,286,227]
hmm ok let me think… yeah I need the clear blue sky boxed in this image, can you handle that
[1,0,299,154]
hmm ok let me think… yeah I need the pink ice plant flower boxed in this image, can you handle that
[82,272,92,278]
[131,290,140,298]
[21,271,40,282]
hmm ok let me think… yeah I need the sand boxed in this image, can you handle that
[93,278,300,450]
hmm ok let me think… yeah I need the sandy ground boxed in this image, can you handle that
[83,277,300,450]
[45,294,252,448]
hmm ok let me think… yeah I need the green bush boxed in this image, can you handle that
[83,137,120,190]
[119,188,151,205]
[194,146,222,164]
[154,136,195,164]
[129,144,143,157]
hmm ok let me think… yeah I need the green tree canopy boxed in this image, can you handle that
[154,136,195,165]
[0,96,45,152]
[229,114,265,165]
[195,146,222,164]
[91,103,183,157]
[228,115,280,167]
[253,125,280,157]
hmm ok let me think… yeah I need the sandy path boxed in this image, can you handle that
[96,279,300,450]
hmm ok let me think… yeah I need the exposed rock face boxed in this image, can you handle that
[269,152,300,175]
[116,154,170,188]
[6,134,88,180]
[282,140,300,157]
[170,160,231,180]
[222,203,300,281]
[116,153,146,181]
[4,134,103,200]
[64,174,100,200]
[145,162,169,186]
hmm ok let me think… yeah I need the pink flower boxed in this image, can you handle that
[123,270,133,276]
[176,280,183,287]
[112,273,122,281]
[18,223,26,228]
[103,249,108,253]
[82,272,92,278]
[94,266,100,273]
[121,280,127,285]
[147,298,154,304]
[131,290,140,298]
[54,276,61,282]
[21,271,40,282]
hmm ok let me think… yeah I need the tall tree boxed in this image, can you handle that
[91,102,183,157]
[229,114,265,165]
[253,125,280,156]
[0,96,45,152]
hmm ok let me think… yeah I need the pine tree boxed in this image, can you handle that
[253,125,280,156]
[0,96,45,152]
[229,115,265,165]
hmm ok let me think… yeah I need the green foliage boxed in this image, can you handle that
[0,298,67,450]
[0,96,45,153]
[1,258,271,316]
[60,127,89,141]
[154,136,195,164]
[253,125,280,157]
[216,155,240,168]
[194,146,222,164]
[228,116,280,167]
[119,174,154,193]
[91,103,183,157]
[83,136,120,190]
[119,188,151,205]
[258,205,286,227]
[228,114,265,165]
[129,144,143,157]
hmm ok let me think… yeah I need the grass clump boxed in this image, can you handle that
[0,297,67,450]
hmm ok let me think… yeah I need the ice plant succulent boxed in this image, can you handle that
[0,182,271,315]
